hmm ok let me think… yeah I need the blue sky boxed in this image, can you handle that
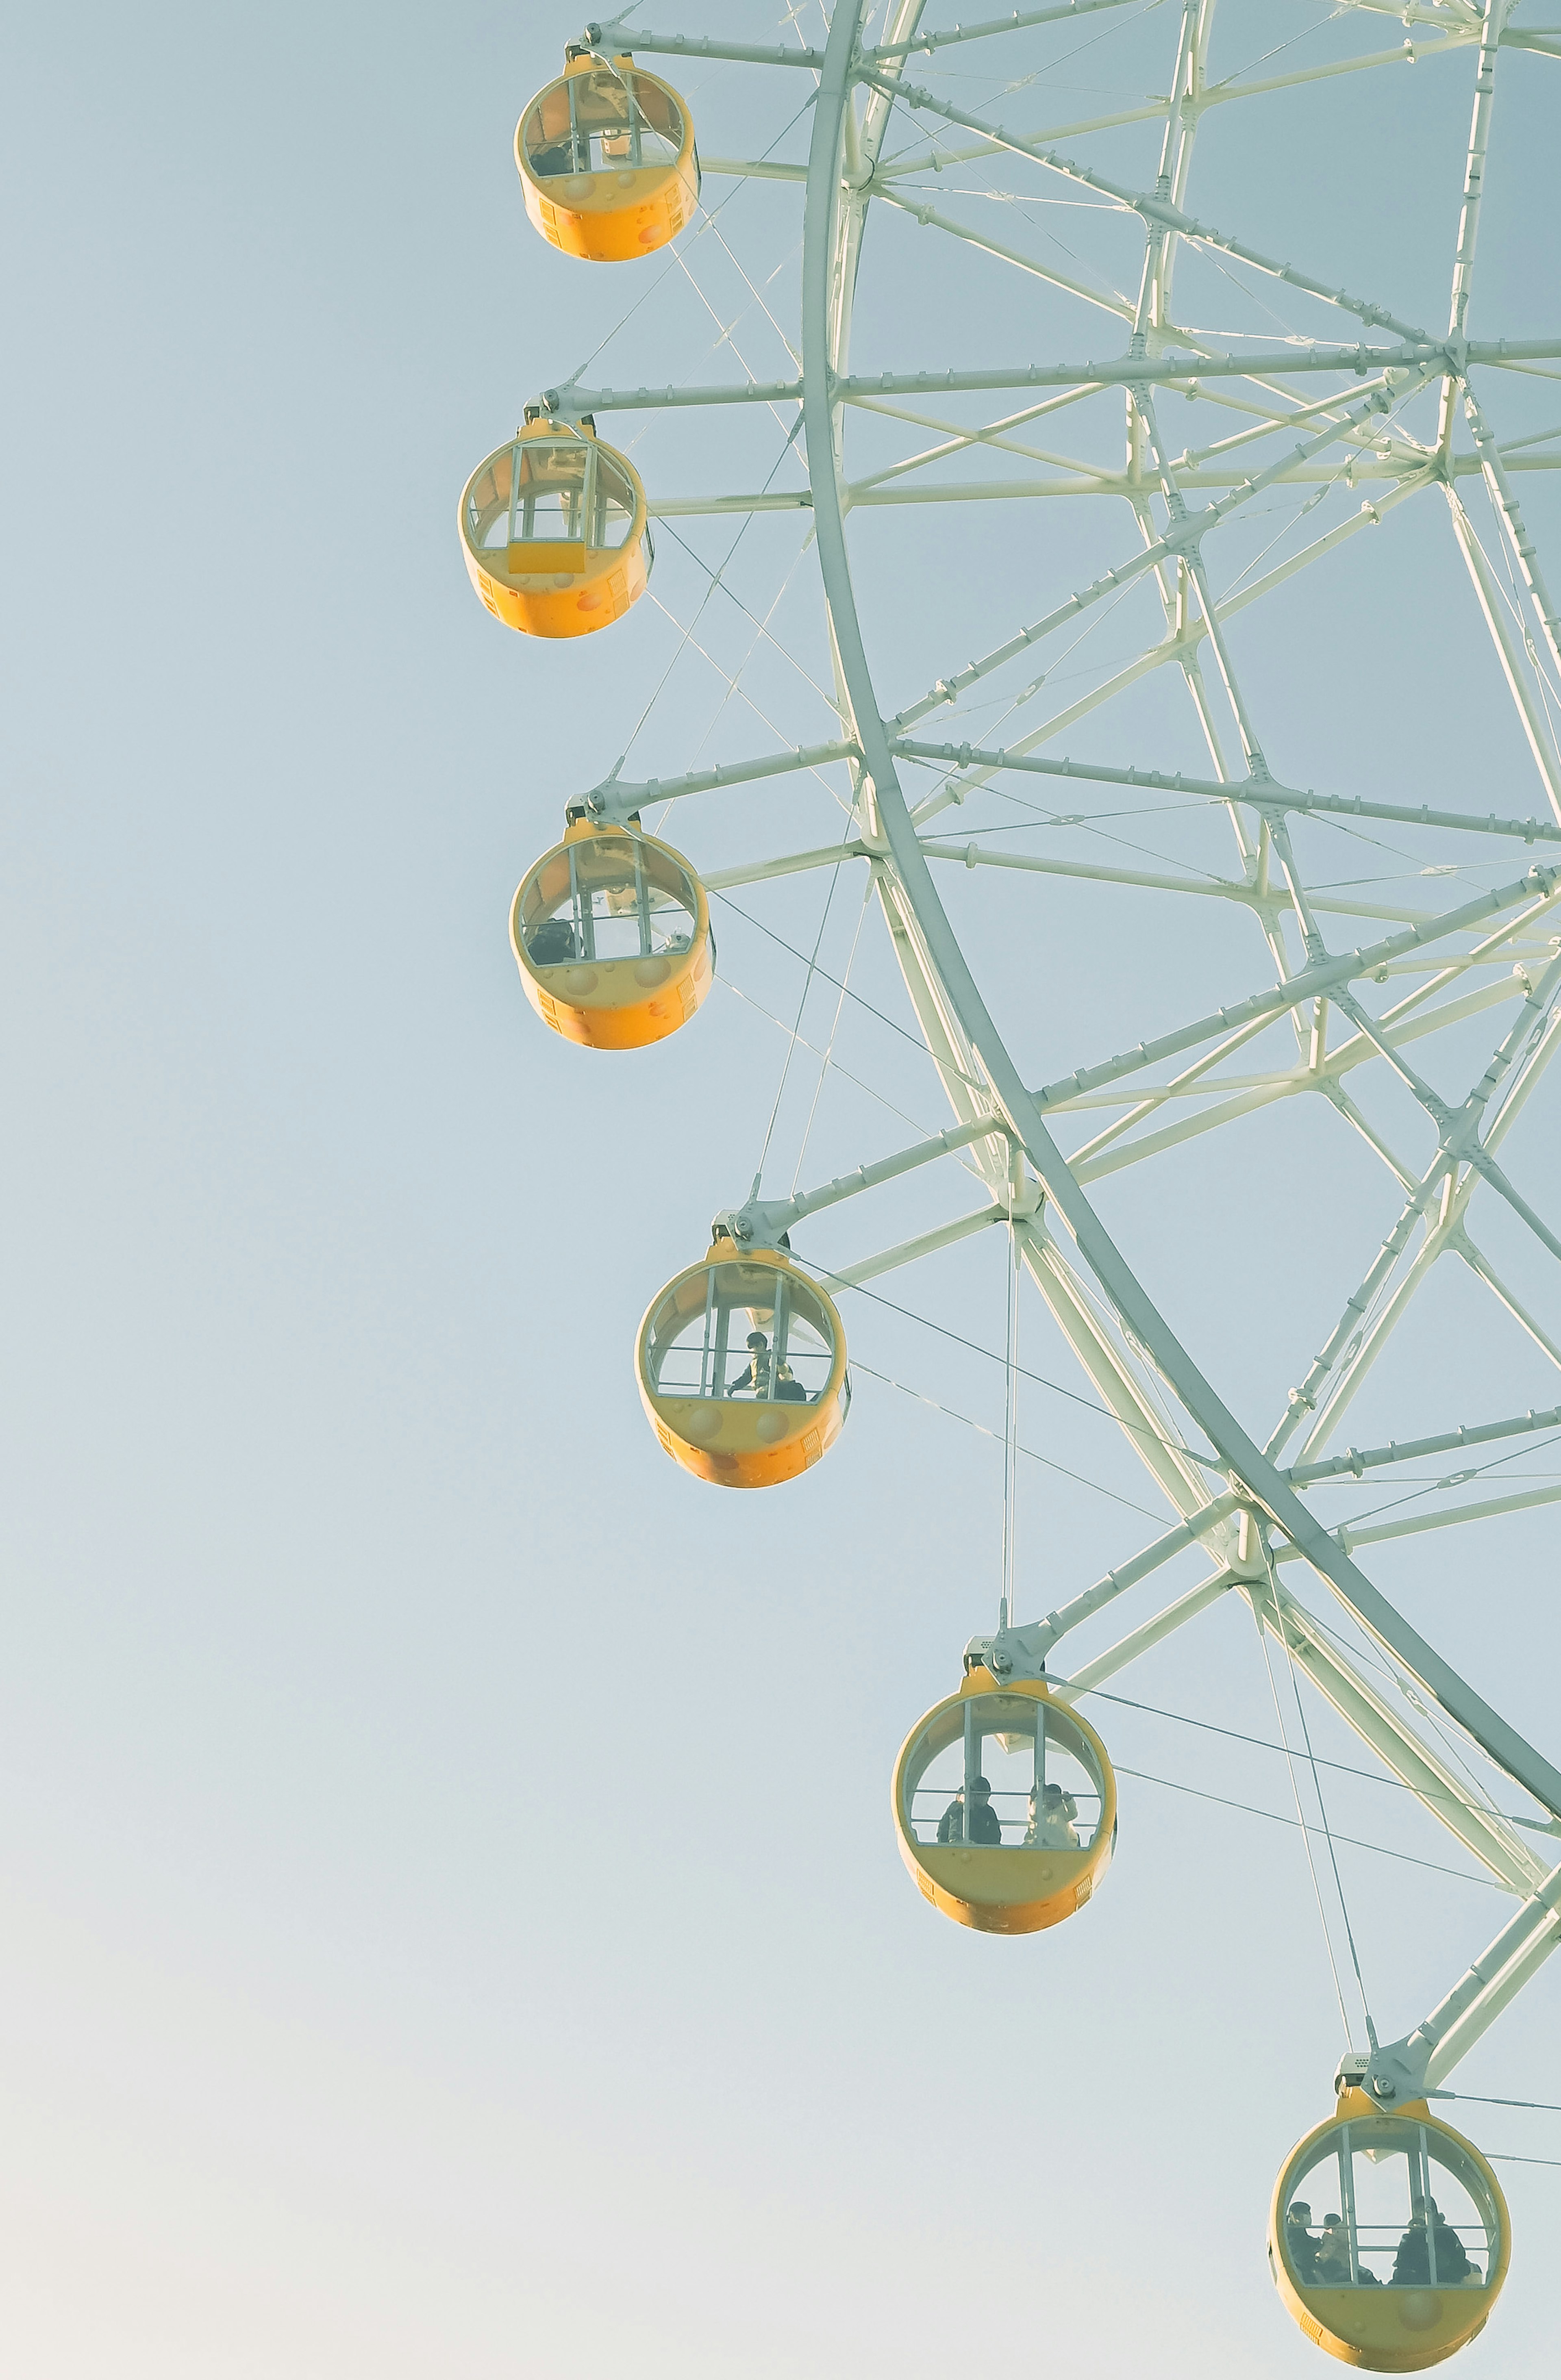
[5,4,1561,2373]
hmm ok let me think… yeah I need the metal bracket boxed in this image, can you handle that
[969,1619,1054,1681]
[537,383,594,427]
[567,765,650,829]
[1335,2039,1431,2109]
[582,18,637,52]
[1332,1855,1561,2107]
[709,1203,793,1255]
[972,1498,1252,1685]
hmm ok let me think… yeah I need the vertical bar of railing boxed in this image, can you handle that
[628,73,644,167]
[769,1275,789,1399]
[963,1699,980,1844]
[569,442,590,549]
[1033,1701,1047,1824]
[1339,2126,1361,2286]
[508,442,521,548]
[1420,2126,1439,2287]
[712,1284,731,1396]
[634,837,651,956]
[568,70,583,174]
[698,1266,717,1399]
[572,843,598,960]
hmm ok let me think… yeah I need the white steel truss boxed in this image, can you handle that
[551,1,1561,2097]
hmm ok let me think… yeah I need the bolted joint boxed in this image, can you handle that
[568,771,650,828]
[1161,516,1205,556]
[539,384,596,426]
[977,1618,1056,1682]
[1005,1175,1044,1222]
[709,1203,793,1255]
[1335,2034,1429,2109]
[1229,1505,1270,1581]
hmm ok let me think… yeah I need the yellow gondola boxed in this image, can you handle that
[1269,2092,1510,2369]
[459,419,649,639]
[517,52,699,263]
[637,1244,850,1488]
[511,819,713,1051]
[893,1670,1116,1934]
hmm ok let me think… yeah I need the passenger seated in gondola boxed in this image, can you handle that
[530,135,580,177]
[1286,2202,1320,2283]
[528,918,578,965]
[1023,1780,1080,1849]
[526,91,583,181]
[937,1777,1002,1846]
[1314,2218,1347,2284]
[727,1331,772,1397]
[774,1361,807,1403]
[1315,2215,1374,2283]
[1391,2198,1474,2287]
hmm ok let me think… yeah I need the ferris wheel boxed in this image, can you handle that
[461,2,1561,2363]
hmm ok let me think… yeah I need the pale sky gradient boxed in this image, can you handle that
[5,4,1561,2375]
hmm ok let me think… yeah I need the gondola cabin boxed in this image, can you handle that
[894,1671,1116,1934]
[517,54,699,263]
[459,421,649,639]
[1269,2094,1509,2369]
[511,821,713,1050]
[637,1245,849,1488]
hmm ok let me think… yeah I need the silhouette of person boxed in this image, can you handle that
[728,1331,772,1396]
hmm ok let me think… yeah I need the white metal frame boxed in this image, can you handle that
[552,2,1561,2105]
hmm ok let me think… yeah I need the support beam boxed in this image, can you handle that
[1426,1908,1561,2084]
[580,21,825,67]
[974,1497,1244,1676]
[831,454,1561,502]
[868,0,1141,57]
[578,740,858,825]
[870,187,1133,325]
[902,471,1434,814]
[1017,1218,1217,1518]
[1445,487,1561,825]
[800,1,1561,1824]
[547,341,1561,417]
[747,1115,1011,1241]
[703,841,870,894]
[825,1204,1007,1288]
[857,65,1435,342]
[1273,1479,1561,1555]
[1048,1559,1547,1893]
[1031,867,1558,1113]
[888,393,1435,733]
[1054,1571,1237,1695]
[1361,1861,1561,2103]
[1071,980,1522,1185]
[1289,1404,1561,1484]
[898,740,1561,845]
[1247,1574,1546,1889]
[699,159,810,182]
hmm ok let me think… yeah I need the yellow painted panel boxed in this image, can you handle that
[507,539,585,575]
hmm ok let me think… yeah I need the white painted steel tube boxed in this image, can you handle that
[799,0,1561,1820]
